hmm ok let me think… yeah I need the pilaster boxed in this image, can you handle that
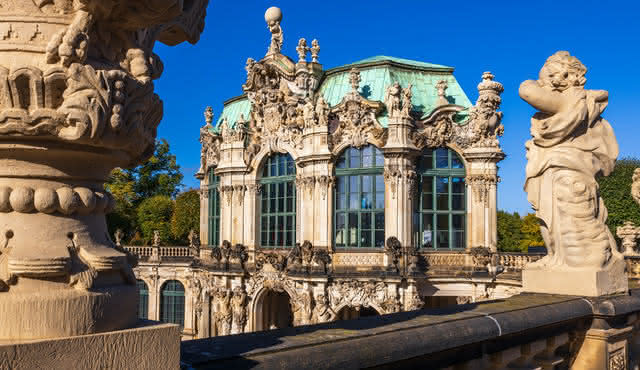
[463,146,504,252]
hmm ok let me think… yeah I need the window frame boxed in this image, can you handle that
[259,153,297,249]
[137,279,148,320]
[413,148,466,250]
[160,280,185,327]
[208,169,220,247]
[334,145,385,249]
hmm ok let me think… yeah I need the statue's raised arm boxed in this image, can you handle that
[520,51,626,297]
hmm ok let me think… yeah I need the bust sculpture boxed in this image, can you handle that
[519,51,626,296]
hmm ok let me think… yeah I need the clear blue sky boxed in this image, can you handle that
[154,0,640,215]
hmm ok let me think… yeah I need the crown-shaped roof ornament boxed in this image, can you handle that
[265,6,283,57]
[477,71,504,95]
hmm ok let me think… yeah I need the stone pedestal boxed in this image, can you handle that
[572,322,633,370]
[523,257,628,297]
[0,322,179,370]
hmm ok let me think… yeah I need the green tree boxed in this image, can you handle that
[497,210,524,252]
[519,213,545,251]
[137,195,175,245]
[597,158,640,239]
[105,139,184,241]
[171,189,200,244]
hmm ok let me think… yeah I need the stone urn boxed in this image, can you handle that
[0,0,208,341]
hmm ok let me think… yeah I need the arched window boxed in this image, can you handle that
[208,169,220,246]
[413,148,466,249]
[335,145,385,248]
[137,279,148,320]
[260,153,296,248]
[160,280,185,327]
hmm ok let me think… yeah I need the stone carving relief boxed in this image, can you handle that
[231,286,248,334]
[291,289,313,326]
[328,280,400,314]
[315,175,334,200]
[385,236,403,272]
[384,82,412,120]
[455,72,505,149]
[330,68,386,150]
[520,51,626,295]
[467,174,496,205]
[213,289,232,336]
[312,293,335,323]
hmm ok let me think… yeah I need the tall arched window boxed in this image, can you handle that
[208,169,220,246]
[160,280,185,327]
[260,153,296,248]
[137,279,148,320]
[413,148,466,249]
[335,145,385,248]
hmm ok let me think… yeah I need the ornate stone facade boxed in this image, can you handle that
[132,7,527,340]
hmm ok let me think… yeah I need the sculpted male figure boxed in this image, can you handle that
[519,51,626,296]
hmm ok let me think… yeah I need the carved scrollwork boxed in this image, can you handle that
[330,68,386,150]
[328,279,399,314]
[467,174,496,204]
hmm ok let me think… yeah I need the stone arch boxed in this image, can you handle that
[331,140,384,159]
[332,302,383,320]
[249,143,302,177]
[248,278,300,332]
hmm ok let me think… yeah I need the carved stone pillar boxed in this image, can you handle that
[463,147,504,252]
[0,0,208,343]
[244,183,261,258]
[199,186,209,246]
[383,151,416,247]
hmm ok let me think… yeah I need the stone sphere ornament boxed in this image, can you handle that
[265,6,283,23]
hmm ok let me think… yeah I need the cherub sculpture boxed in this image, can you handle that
[519,51,623,288]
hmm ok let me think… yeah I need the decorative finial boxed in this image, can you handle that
[204,106,214,126]
[311,39,320,63]
[296,38,308,63]
[478,71,503,95]
[349,68,361,93]
[265,7,283,56]
[435,80,448,106]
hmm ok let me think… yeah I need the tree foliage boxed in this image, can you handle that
[497,211,545,252]
[171,189,200,244]
[597,158,640,238]
[137,195,175,245]
[105,139,184,241]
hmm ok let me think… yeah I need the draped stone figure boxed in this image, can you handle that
[519,51,627,296]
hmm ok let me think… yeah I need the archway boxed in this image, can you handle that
[255,289,294,331]
[336,305,380,321]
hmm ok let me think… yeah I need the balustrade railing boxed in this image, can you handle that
[123,245,196,258]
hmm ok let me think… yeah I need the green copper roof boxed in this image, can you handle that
[214,55,472,130]
[343,55,453,70]
[318,57,472,126]
[212,96,250,132]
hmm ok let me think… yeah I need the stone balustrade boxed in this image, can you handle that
[124,245,196,258]
[180,290,640,369]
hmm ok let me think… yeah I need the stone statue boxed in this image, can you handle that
[303,99,316,128]
[265,7,283,56]
[296,38,308,62]
[384,83,402,119]
[215,290,232,336]
[152,230,161,247]
[435,80,448,107]
[310,39,320,63]
[312,294,335,323]
[315,96,330,126]
[519,51,626,296]
[231,287,247,334]
[114,229,124,247]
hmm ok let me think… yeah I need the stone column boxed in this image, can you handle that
[0,0,209,346]
[244,182,260,259]
[463,147,504,252]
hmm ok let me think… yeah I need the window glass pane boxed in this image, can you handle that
[349,176,360,192]
[374,231,385,247]
[452,177,465,193]
[287,159,295,175]
[349,192,359,209]
[437,214,449,230]
[421,176,433,193]
[337,156,346,169]
[337,193,346,209]
[452,194,464,211]
[422,150,433,170]
[361,193,372,209]
[375,191,384,209]
[348,213,358,246]
[335,213,345,245]
[422,215,434,248]
[360,230,371,248]
[363,152,373,167]
[361,213,371,229]
[375,175,384,192]
[436,177,448,193]
[422,193,433,210]
[451,153,463,169]
[337,176,345,193]
[349,149,361,168]
[363,176,372,192]
[437,194,449,210]
[435,148,449,168]
[286,197,293,212]
[375,148,384,166]
[453,231,465,249]
[375,212,384,229]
